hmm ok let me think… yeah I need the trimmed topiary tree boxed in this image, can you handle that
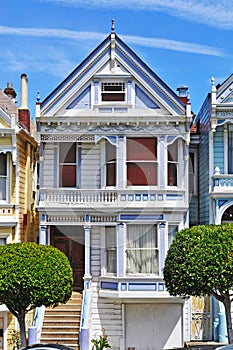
[0,242,73,347]
[163,224,233,344]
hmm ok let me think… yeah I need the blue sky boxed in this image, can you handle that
[1,0,233,118]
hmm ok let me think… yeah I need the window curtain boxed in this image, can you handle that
[106,227,116,273]
[126,225,158,274]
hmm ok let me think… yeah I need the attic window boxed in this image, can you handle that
[101,82,125,102]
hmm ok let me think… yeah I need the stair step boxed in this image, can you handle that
[40,292,82,350]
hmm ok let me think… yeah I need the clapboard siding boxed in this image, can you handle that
[90,228,122,349]
[43,143,55,187]
[197,96,210,224]
[214,126,224,173]
[81,143,101,189]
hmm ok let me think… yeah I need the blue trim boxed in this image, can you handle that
[166,194,183,200]
[120,214,163,221]
[128,283,157,291]
[101,281,118,290]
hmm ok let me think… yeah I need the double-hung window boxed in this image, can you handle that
[127,138,157,186]
[126,224,159,274]
[106,226,116,273]
[0,153,7,200]
[167,140,178,186]
[59,143,77,187]
[105,141,116,186]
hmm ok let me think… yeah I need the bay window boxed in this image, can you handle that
[59,142,77,187]
[127,138,157,186]
[126,224,159,274]
[0,153,7,200]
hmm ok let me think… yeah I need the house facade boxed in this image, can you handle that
[0,76,38,349]
[37,27,193,350]
[195,75,233,343]
[196,75,233,226]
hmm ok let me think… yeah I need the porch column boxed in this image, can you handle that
[84,225,91,277]
[117,223,126,277]
[117,135,126,188]
[159,136,166,188]
[39,225,48,245]
[158,222,166,276]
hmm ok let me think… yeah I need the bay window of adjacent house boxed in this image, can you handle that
[228,125,233,173]
[101,82,125,102]
[59,142,77,187]
[126,224,159,274]
[127,138,157,186]
[105,141,116,186]
[106,226,116,273]
[0,153,7,201]
[167,140,178,186]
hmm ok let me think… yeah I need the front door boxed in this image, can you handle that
[51,226,85,291]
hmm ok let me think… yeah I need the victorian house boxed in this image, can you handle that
[0,75,38,349]
[36,25,193,350]
[194,75,233,343]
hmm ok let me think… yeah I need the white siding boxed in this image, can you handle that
[90,227,122,350]
[81,143,101,189]
[43,143,55,187]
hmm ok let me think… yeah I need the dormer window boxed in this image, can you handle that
[101,82,125,102]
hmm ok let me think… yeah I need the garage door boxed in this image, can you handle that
[125,304,183,350]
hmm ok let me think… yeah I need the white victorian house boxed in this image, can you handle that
[36,26,193,350]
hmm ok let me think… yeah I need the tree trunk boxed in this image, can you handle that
[17,313,27,348]
[223,293,233,344]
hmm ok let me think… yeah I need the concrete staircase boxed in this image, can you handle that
[40,291,82,350]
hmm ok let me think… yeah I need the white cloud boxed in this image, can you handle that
[37,0,233,30]
[0,25,224,57]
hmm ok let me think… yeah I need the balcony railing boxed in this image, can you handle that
[212,167,233,192]
[39,188,186,208]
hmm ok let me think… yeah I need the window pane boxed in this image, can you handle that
[0,154,7,176]
[106,227,116,273]
[0,178,6,200]
[59,143,76,163]
[106,141,116,186]
[127,163,157,185]
[167,140,178,186]
[0,238,6,245]
[168,225,178,246]
[59,165,76,187]
[127,138,157,160]
[0,154,7,200]
[102,93,125,101]
[126,225,158,274]
[106,163,116,186]
[168,163,177,186]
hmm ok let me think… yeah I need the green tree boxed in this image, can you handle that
[163,224,233,344]
[0,242,73,347]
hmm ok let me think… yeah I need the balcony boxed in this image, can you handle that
[212,167,233,197]
[38,188,187,212]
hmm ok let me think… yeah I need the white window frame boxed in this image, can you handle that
[0,153,9,202]
[100,81,126,103]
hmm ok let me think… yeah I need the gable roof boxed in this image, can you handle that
[41,32,187,117]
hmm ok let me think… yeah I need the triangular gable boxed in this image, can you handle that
[67,85,91,109]
[41,33,186,117]
[135,85,159,109]
[0,107,11,128]
[216,74,233,105]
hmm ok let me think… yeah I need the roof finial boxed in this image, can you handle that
[111,19,115,33]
